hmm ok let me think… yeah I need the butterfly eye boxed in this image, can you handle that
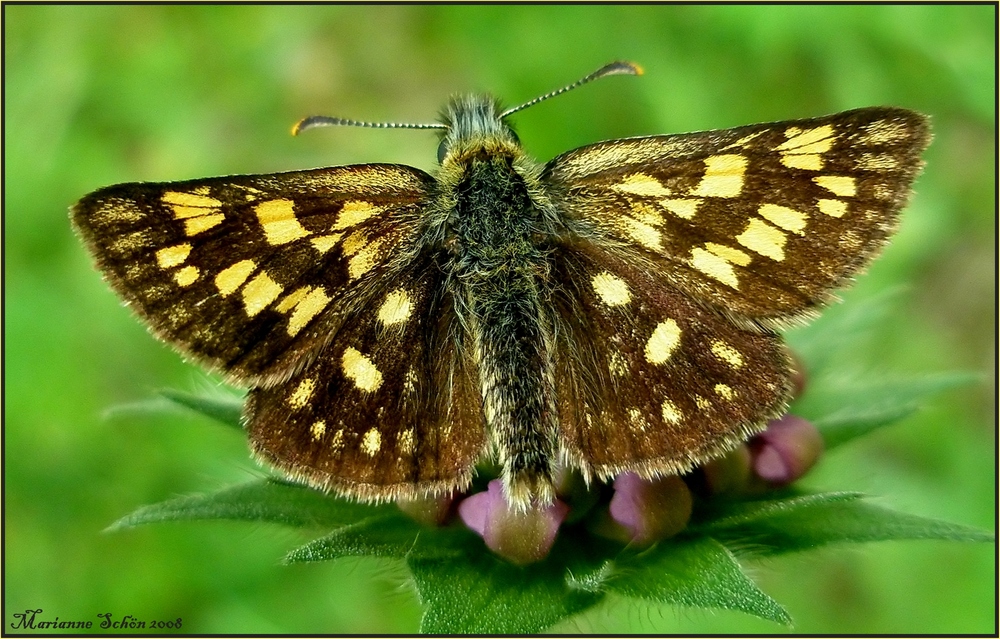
[437,139,449,164]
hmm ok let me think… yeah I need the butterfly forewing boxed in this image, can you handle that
[549,244,791,480]
[244,255,486,501]
[544,107,930,325]
[72,164,433,386]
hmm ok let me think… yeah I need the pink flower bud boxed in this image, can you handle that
[749,414,824,485]
[458,480,569,565]
[595,473,692,546]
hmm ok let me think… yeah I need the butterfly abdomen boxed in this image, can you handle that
[436,113,561,506]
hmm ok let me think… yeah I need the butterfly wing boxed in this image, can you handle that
[548,243,791,480]
[72,164,433,386]
[543,107,930,326]
[244,254,486,500]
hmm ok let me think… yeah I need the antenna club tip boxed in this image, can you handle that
[610,60,643,76]
[602,60,643,77]
[291,120,305,136]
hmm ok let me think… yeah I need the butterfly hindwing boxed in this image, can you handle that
[548,243,792,480]
[71,164,434,386]
[244,255,486,500]
[544,107,930,325]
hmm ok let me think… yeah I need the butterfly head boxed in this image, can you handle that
[437,94,521,167]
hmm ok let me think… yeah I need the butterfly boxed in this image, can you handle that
[71,61,930,509]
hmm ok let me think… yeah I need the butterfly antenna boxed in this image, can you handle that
[500,61,643,118]
[292,115,447,136]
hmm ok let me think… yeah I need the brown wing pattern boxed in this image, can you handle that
[72,164,434,386]
[244,256,486,501]
[544,107,930,326]
[547,243,792,480]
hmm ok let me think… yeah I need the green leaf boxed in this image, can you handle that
[793,372,980,449]
[107,479,382,531]
[159,388,244,429]
[284,514,424,563]
[706,497,995,556]
[692,491,865,531]
[101,395,191,421]
[607,537,791,625]
[408,533,605,634]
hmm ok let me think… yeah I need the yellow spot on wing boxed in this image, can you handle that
[360,428,381,456]
[287,288,331,336]
[737,218,787,261]
[398,428,415,455]
[184,213,224,236]
[776,125,834,152]
[378,289,413,326]
[215,260,257,296]
[334,201,382,230]
[781,153,823,171]
[817,198,848,218]
[404,368,418,394]
[591,272,631,307]
[156,243,192,268]
[330,429,344,452]
[608,351,628,377]
[310,421,326,441]
[557,139,677,177]
[661,399,682,425]
[288,378,316,409]
[860,120,909,144]
[620,217,662,251]
[840,230,862,249]
[256,199,310,245]
[814,175,856,197]
[715,384,736,400]
[340,230,367,256]
[711,340,744,368]
[311,234,342,254]
[173,265,199,287]
[645,319,681,364]
[94,204,144,224]
[705,243,751,266]
[758,203,808,234]
[160,191,222,219]
[728,130,764,148]
[628,408,647,431]
[629,202,665,226]
[241,272,283,317]
[342,347,383,392]
[691,154,746,198]
[275,286,311,313]
[612,172,672,197]
[690,247,739,289]
[856,153,898,170]
[659,198,699,219]
[111,230,154,255]
[348,238,385,279]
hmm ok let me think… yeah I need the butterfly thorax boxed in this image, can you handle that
[432,94,561,506]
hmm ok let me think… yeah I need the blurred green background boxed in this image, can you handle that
[5,4,995,634]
